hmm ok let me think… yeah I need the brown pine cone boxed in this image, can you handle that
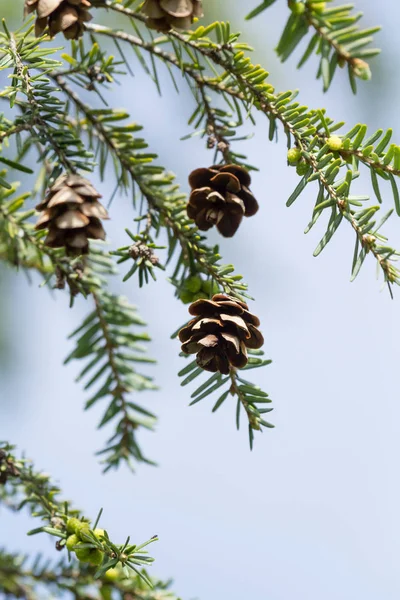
[187,165,259,237]
[178,294,264,375]
[142,0,203,31]
[24,0,92,39]
[35,173,109,255]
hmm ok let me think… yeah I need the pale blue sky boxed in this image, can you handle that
[1,1,400,599]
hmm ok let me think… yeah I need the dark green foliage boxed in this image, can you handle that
[66,286,158,472]
[0,444,157,584]
[178,351,273,448]
[247,0,380,92]
[0,549,179,600]
[0,2,398,597]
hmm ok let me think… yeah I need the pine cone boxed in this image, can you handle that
[187,165,259,237]
[178,294,264,374]
[24,0,92,39]
[35,173,109,255]
[142,0,203,31]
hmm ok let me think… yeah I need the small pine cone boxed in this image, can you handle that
[35,173,109,256]
[24,0,92,39]
[179,294,264,375]
[142,0,203,31]
[187,165,259,237]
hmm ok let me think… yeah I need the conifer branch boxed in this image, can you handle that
[0,444,157,580]
[178,350,273,447]
[246,0,380,91]
[6,35,78,175]
[0,550,178,600]
[66,286,158,472]
[51,75,251,301]
[77,19,400,289]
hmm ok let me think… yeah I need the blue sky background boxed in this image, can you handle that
[1,1,400,599]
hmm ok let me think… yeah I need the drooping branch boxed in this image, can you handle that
[0,444,157,581]
[79,17,400,290]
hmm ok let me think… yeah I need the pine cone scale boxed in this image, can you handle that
[46,188,84,207]
[160,0,193,17]
[55,210,90,229]
[143,0,203,31]
[36,0,64,18]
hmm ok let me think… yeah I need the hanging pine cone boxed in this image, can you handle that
[35,173,109,255]
[187,165,259,237]
[142,0,203,31]
[178,294,264,375]
[24,0,92,39]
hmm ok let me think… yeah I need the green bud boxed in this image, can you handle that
[88,549,104,566]
[75,544,103,566]
[104,567,120,581]
[75,546,93,563]
[179,290,194,304]
[192,292,208,301]
[352,58,371,81]
[309,1,325,12]
[201,279,220,296]
[290,2,305,15]
[75,522,91,540]
[183,275,203,293]
[327,136,343,151]
[66,534,79,552]
[296,160,309,176]
[287,147,302,165]
[94,528,105,539]
[66,518,81,535]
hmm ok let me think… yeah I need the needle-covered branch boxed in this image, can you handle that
[0,24,94,180]
[66,287,158,472]
[246,0,380,92]
[82,12,399,290]
[52,75,252,301]
[0,550,179,600]
[0,444,157,583]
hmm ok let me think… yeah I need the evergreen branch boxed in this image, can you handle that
[0,550,178,600]
[78,19,400,289]
[84,20,231,94]
[111,222,165,288]
[51,75,251,300]
[246,0,380,91]
[178,351,273,447]
[0,121,31,142]
[316,129,400,178]
[0,171,159,472]
[0,27,94,178]
[66,287,158,472]
[0,444,157,581]
[198,83,232,163]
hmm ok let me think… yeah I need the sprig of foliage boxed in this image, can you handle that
[246,0,380,92]
[81,12,400,291]
[0,24,94,180]
[52,75,252,300]
[66,286,158,472]
[111,221,166,287]
[178,350,273,448]
[0,550,178,600]
[0,444,157,581]
[0,172,159,471]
